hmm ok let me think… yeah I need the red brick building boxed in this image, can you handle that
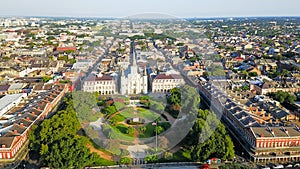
[250,126,300,163]
[56,47,77,52]
[198,82,300,163]
[0,84,69,160]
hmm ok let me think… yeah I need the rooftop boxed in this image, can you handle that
[252,126,300,138]
[154,74,183,80]
[0,93,26,117]
[85,74,113,82]
[8,83,24,91]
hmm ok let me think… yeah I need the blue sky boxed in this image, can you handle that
[1,0,300,18]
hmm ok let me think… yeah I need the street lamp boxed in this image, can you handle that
[152,120,158,153]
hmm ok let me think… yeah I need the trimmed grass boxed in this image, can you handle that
[138,122,171,138]
[115,124,128,134]
[110,123,135,137]
[104,125,134,142]
[139,123,156,138]
[93,158,116,166]
[119,107,134,118]
[137,108,160,121]
[110,114,126,123]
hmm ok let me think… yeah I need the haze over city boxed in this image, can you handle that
[1,1,300,169]
[1,0,300,18]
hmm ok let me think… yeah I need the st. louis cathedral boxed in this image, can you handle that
[120,43,148,95]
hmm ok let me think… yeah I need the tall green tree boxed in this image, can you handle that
[28,94,110,168]
[187,110,235,162]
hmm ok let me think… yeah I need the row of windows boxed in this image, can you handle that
[153,89,171,92]
[0,138,24,159]
[99,91,115,95]
[85,81,114,85]
[123,84,147,87]
[154,79,183,83]
[153,85,178,89]
[257,141,300,148]
[0,152,10,159]
[85,86,115,90]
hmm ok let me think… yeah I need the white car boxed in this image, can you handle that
[273,165,284,169]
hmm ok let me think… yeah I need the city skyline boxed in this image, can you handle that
[1,0,300,18]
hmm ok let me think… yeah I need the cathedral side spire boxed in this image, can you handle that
[144,66,147,76]
[121,67,124,76]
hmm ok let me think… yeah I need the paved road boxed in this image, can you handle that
[152,166,199,169]
[94,165,201,169]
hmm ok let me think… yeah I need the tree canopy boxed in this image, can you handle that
[187,109,235,162]
[270,90,297,104]
[72,91,101,122]
[28,94,114,168]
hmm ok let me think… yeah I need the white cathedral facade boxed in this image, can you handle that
[120,44,148,95]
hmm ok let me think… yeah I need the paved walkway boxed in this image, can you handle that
[90,117,105,131]
[127,145,148,159]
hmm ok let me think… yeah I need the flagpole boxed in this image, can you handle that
[155,120,158,153]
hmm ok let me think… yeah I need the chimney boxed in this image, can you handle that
[271,129,275,136]
[26,117,30,121]
[261,134,264,138]
[20,123,24,127]
[231,106,234,110]
[37,107,41,111]
[1,145,5,148]
[32,111,35,116]
[242,115,246,120]
[14,130,18,134]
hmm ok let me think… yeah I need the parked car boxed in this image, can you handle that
[272,165,284,169]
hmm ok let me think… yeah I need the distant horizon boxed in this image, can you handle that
[1,0,300,19]
[1,14,300,19]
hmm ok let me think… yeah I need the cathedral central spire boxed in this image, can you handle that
[131,42,137,66]
[130,42,138,75]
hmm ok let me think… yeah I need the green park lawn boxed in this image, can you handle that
[137,108,160,121]
[138,122,171,138]
[119,107,134,118]
[104,125,134,142]
[110,114,126,123]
